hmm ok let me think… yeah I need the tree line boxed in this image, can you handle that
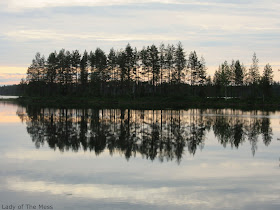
[21,42,275,98]
[213,53,274,98]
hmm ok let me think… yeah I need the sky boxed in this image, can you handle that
[0,0,280,85]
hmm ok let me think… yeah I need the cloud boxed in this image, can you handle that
[3,29,195,42]
[6,177,209,207]
[0,73,26,85]
[0,0,232,11]
[0,0,280,82]
[1,0,279,11]
[4,176,280,209]
[0,67,27,74]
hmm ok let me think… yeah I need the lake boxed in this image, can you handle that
[0,102,279,210]
[0,95,19,99]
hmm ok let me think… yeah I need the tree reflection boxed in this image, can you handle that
[17,107,273,162]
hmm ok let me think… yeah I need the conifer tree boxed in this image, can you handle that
[174,42,186,84]
[108,48,117,81]
[214,61,231,97]
[148,44,160,87]
[80,50,88,86]
[165,44,175,84]
[159,43,165,85]
[27,52,45,83]
[71,50,81,85]
[262,64,273,85]
[46,52,58,84]
[197,56,207,85]
[140,47,150,83]
[234,60,244,85]
[188,51,199,86]
[248,52,260,84]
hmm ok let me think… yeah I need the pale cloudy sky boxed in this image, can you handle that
[0,0,280,85]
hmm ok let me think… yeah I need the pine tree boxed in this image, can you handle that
[88,50,96,84]
[117,51,127,90]
[64,50,72,86]
[174,42,186,84]
[140,47,150,83]
[261,64,274,100]
[57,49,66,85]
[46,52,58,84]
[124,43,135,83]
[159,43,165,85]
[27,52,45,83]
[148,44,160,87]
[165,44,175,84]
[248,52,260,84]
[197,56,207,85]
[80,50,88,86]
[262,64,273,85]
[188,51,199,86]
[108,48,117,81]
[71,50,81,85]
[95,48,108,82]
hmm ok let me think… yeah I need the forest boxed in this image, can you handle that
[16,42,277,99]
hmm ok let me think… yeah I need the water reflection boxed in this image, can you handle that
[17,107,274,162]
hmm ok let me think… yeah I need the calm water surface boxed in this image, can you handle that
[0,95,19,99]
[0,102,279,210]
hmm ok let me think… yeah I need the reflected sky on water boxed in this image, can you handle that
[0,102,279,210]
[0,95,19,99]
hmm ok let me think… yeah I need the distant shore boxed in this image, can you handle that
[2,96,277,110]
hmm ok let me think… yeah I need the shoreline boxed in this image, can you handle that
[5,96,280,110]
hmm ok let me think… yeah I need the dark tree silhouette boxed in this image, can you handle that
[22,43,276,99]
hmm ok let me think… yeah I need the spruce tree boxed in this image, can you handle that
[234,60,244,85]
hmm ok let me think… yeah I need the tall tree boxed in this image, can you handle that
[57,49,66,85]
[248,52,260,84]
[124,43,136,83]
[262,64,273,85]
[234,60,244,85]
[159,43,165,85]
[197,56,207,85]
[88,50,96,84]
[108,48,117,81]
[95,48,108,82]
[94,48,107,95]
[71,50,81,85]
[80,50,89,87]
[174,42,186,84]
[213,61,231,97]
[65,50,73,86]
[140,47,150,83]
[117,51,127,90]
[133,48,140,85]
[46,51,58,84]
[148,44,160,87]
[165,44,175,84]
[188,51,199,86]
[261,64,273,100]
[27,52,45,83]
